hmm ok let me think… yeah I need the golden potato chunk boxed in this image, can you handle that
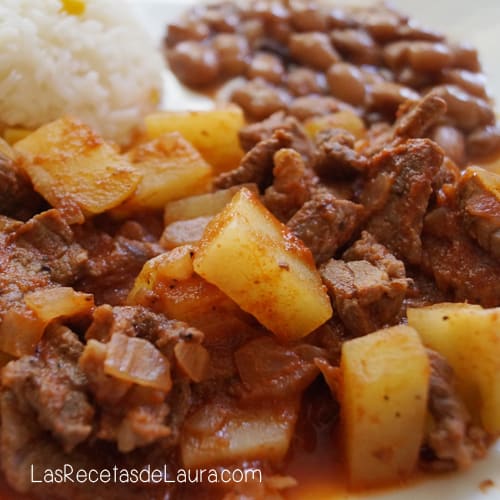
[408,303,500,434]
[340,325,429,488]
[193,188,332,340]
[114,133,212,215]
[145,106,245,174]
[15,117,140,223]
[304,110,366,140]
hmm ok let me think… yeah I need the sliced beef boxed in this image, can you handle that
[422,206,500,306]
[458,167,500,260]
[215,129,293,190]
[238,110,312,158]
[320,232,409,336]
[9,209,88,285]
[362,138,443,265]
[74,225,162,306]
[2,325,94,452]
[0,151,43,220]
[263,148,315,221]
[287,190,365,264]
[312,128,369,179]
[420,349,488,472]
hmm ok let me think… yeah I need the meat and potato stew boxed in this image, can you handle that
[0,1,499,499]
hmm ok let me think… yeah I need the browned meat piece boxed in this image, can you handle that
[321,232,409,336]
[238,110,312,158]
[215,129,292,189]
[458,167,500,259]
[362,139,443,265]
[234,336,324,401]
[466,125,500,159]
[420,349,488,472]
[231,78,290,120]
[9,209,88,285]
[330,28,381,65]
[263,148,315,221]
[74,225,162,305]
[0,152,43,220]
[2,325,94,452]
[422,206,500,306]
[288,190,365,264]
[395,92,447,139]
[312,128,369,179]
[288,95,348,121]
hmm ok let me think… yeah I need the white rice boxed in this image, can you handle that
[0,0,164,144]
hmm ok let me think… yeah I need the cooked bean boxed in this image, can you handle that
[213,34,249,76]
[286,67,326,96]
[202,3,240,32]
[239,19,265,48]
[267,20,293,45]
[167,41,220,87]
[327,63,366,106]
[466,125,500,159]
[330,29,381,65]
[165,21,210,48]
[433,85,494,132]
[396,67,433,89]
[289,32,340,71]
[407,42,454,72]
[326,7,356,29]
[383,41,411,69]
[247,52,285,84]
[368,81,419,113]
[440,69,488,99]
[452,43,481,72]
[289,0,327,32]
[231,78,290,119]
[351,5,403,42]
[288,95,348,121]
[431,125,466,165]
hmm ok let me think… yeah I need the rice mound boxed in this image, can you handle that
[0,0,164,144]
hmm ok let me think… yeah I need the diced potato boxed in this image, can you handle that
[160,216,213,249]
[145,106,245,174]
[3,127,32,145]
[128,246,255,340]
[193,188,333,340]
[14,117,141,223]
[114,133,212,215]
[164,184,258,225]
[408,303,500,434]
[181,400,299,468]
[24,287,94,323]
[304,111,366,140]
[340,325,429,488]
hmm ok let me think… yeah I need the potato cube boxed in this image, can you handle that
[181,400,298,468]
[164,184,258,225]
[145,106,245,174]
[15,117,141,223]
[193,188,333,340]
[408,303,500,434]
[114,133,212,215]
[340,325,429,488]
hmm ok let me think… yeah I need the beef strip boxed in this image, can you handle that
[0,151,43,220]
[312,128,369,179]
[361,138,444,265]
[287,189,365,264]
[420,349,488,472]
[320,232,409,336]
[9,209,88,285]
[214,129,293,190]
[74,224,162,306]
[238,110,313,159]
[263,148,316,221]
[422,206,500,306]
[458,167,500,260]
[2,325,94,453]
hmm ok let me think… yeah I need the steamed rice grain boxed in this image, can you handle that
[0,0,164,144]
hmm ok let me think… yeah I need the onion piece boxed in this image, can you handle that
[104,333,172,393]
[174,341,210,382]
[0,307,45,357]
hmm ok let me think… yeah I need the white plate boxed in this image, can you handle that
[134,1,500,499]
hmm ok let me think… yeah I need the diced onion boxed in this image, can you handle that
[0,307,45,357]
[174,341,210,382]
[104,333,172,393]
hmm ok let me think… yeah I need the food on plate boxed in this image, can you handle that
[0,0,499,499]
[0,0,163,144]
